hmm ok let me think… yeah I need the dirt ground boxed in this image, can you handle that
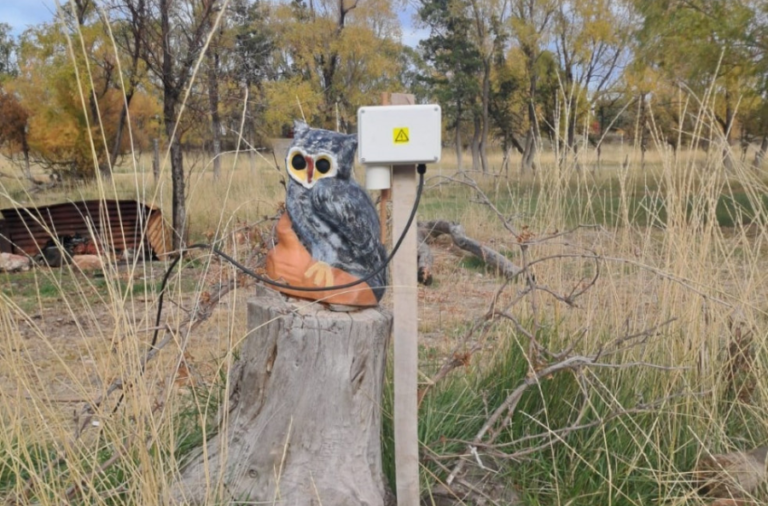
[0,235,508,428]
[4,220,764,435]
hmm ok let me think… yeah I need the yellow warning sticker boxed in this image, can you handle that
[393,127,410,144]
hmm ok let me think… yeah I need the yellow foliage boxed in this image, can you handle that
[265,0,403,134]
[8,19,160,178]
[262,77,324,134]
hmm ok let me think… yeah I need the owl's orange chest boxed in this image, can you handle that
[265,213,379,307]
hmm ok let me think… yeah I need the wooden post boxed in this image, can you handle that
[172,288,393,505]
[392,164,419,505]
[379,93,392,243]
[386,88,420,506]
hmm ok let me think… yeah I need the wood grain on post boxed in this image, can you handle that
[392,166,420,504]
[386,91,420,505]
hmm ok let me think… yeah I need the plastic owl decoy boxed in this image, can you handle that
[265,121,387,306]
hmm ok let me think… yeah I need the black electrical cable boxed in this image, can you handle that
[110,164,426,415]
[194,163,426,295]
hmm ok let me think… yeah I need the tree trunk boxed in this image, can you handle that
[454,112,463,172]
[471,114,481,171]
[161,0,186,250]
[172,288,393,505]
[420,220,522,277]
[164,91,186,247]
[152,138,160,182]
[207,38,222,180]
[109,94,133,171]
[566,94,576,154]
[521,128,536,174]
[248,99,257,174]
[638,93,647,169]
[521,49,538,175]
[754,136,768,171]
[501,143,512,177]
[21,135,32,181]
[479,59,491,173]
[596,143,602,170]
[108,16,141,173]
[169,135,186,248]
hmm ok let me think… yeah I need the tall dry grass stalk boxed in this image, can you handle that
[418,111,768,502]
[2,6,768,505]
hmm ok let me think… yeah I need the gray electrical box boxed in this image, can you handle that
[357,105,442,165]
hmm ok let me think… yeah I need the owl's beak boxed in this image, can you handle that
[306,157,314,183]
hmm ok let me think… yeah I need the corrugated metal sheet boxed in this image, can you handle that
[0,200,172,259]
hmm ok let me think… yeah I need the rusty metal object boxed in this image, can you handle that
[0,200,172,261]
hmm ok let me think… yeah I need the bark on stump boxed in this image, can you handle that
[172,288,393,505]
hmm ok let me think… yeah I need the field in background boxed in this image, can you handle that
[2,139,768,505]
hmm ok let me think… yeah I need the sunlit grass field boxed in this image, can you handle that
[2,134,768,504]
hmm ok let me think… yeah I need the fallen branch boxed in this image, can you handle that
[444,318,679,487]
[419,220,522,278]
[426,174,520,237]
[417,226,434,285]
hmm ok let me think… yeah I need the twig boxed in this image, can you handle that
[420,446,503,506]
[445,343,683,486]
[418,281,513,405]
[427,174,520,237]
[597,317,678,359]
[523,253,733,308]
[419,219,523,278]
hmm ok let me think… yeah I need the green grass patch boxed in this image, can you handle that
[382,324,766,504]
[0,263,197,314]
[0,366,225,504]
[421,176,768,230]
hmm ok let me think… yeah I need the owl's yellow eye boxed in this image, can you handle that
[316,158,331,174]
[291,154,307,170]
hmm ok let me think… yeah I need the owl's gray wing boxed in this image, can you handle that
[310,179,387,298]
[310,178,383,260]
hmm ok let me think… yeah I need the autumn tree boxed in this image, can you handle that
[418,0,482,172]
[466,0,508,172]
[11,13,103,179]
[552,0,631,157]
[225,0,272,171]
[489,43,526,174]
[265,0,402,133]
[7,6,159,181]
[631,0,758,166]
[0,23,17,78]
[0,89,31,178]
[508,0,557,173]
[742,0,768,168]
[101,0,151,177]
[125,0,218,248]
[65,0,120,179]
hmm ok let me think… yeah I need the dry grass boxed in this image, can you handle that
[3,130,768,503]
[3,24,768,498]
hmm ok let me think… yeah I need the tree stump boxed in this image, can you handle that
[172,287,393,505]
